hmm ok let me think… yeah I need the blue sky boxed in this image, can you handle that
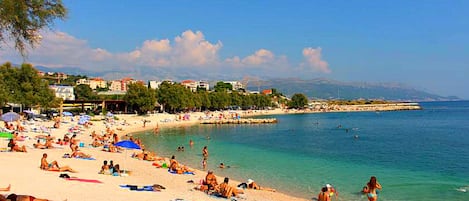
[1,1,468,98]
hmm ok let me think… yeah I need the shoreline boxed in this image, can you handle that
[0,103,420,201]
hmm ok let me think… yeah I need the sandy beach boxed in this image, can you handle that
[0,103,419,201]
[0,110,310,201]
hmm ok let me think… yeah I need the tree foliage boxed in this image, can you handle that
[289,93,308,109]
[124,83,156,115]
[214,81,232,92]
[0,62,58,108]
[74,84,97,100]
[0,0,67,56]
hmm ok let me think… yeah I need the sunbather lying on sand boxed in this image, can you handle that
[0,184,10,191]
[71,150,92,159]
[0,193,49,201]
[40,153,77,173]
[246,179,276,192]
[133,150,163,161]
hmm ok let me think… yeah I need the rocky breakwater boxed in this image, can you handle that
[200,118,278,124]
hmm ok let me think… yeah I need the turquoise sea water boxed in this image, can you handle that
[136,101,469,201]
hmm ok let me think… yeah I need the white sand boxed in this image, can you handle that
[0,111,309,201]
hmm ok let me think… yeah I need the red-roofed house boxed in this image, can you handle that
[262,89,272,95]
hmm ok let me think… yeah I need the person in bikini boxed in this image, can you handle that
[317,186,331,201]
[40,153,77,172]
[247,179,276,192]
[8,139,27,152]
[363,176,382,201]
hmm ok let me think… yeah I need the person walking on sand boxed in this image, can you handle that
[363,176,382,201]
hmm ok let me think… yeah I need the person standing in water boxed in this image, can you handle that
[363,176,382,201]
[189,139,194,147]
[202,146,209,159]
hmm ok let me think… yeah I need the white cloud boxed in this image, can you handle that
[301,47,331,73]
[0,30,331,78]
[242,49,275,65]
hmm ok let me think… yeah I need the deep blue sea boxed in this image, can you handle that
[136,101,469,201]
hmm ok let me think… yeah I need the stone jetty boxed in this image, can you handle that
[200,118,278,124]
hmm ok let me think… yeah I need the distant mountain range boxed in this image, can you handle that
[32,65,460,102]
[252,78,461,102]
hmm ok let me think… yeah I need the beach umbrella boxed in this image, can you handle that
[106,112,114,117]
[114,140,141,175]
[62,111,73,116]
[1,112,20,122]
[114,140,141,149]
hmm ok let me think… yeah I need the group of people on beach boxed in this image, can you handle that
[316,176,382,201]
[194,170,276,199]
[98,160,123,176]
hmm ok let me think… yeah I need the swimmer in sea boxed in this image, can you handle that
[219,162,231,168]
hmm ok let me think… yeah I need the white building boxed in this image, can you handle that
[224,81,244,91]
[197,80,210,91]
[148,80,175,89]
[181,80,198,92]
[50,85,75,101]
[76,78,107,90]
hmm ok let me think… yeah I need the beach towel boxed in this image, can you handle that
[65,178,103,183]
[168,169,195,175]
[74,157,96,160]
[119,185,159,192]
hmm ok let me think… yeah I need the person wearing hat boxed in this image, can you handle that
[325,184,338,200]
[247,179,276,192]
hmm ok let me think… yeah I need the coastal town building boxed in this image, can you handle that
[148,80,174,89]
[49,85,75,101]
[262,89,273,95]
[181,80,199,92]
[109,77,137,92]
[76,78,107,90]
[197,80,210,91]
[224,81,244,91]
